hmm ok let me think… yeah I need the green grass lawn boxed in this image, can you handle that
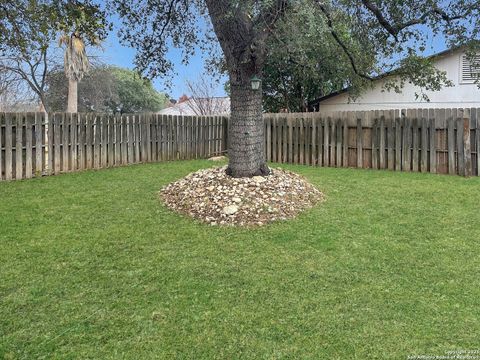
[1,161,480,359]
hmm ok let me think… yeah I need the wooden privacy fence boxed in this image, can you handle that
[2,108,480,181]
[0,113,227,181]
[264,108,480,176]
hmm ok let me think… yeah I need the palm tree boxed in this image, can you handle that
[59,32,89,113]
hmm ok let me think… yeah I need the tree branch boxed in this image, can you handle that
[316,1,375,81]
[360,0,475,41]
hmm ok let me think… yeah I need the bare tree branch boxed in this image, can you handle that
[185,75,229,115]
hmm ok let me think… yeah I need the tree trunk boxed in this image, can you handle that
[226,70,270,178]
[67,78,78,113]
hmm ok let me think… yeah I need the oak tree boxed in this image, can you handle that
[110,0,479,177]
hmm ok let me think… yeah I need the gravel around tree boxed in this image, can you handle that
[160,166,323,226]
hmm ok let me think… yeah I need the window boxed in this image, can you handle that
[460,54,480,84]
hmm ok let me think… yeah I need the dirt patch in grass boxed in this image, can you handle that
[160,166,323,226]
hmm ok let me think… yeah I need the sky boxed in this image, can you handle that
[96,10,453,102]
[97,17,227,101]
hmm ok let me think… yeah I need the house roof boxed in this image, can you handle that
[308,44,472,108]
[157,97,230,116]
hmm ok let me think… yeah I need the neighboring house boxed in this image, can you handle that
[310,47,480,112]
[0,101,45,112]
[157,97,230,116]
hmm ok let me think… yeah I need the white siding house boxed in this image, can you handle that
[312,48,480,112]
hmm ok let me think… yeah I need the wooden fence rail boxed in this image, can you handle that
[1,108,479,181]
[0,113,228,181]
[264,108,480,176]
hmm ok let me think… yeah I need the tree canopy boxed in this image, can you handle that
[0,0,108,54]
[110,0,479,95]
[0,0,109,110]
[45,65,167,113]
[261,1,376,112]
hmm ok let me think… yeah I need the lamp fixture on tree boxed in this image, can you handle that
[250,75,261,90]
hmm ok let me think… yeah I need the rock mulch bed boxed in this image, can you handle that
[160,166,323,226]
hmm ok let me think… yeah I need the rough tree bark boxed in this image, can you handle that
[67,78,78,113]
[227,66,269,177]
[204,0,288,178]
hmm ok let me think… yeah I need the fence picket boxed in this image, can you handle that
[456,115,465,176]
[387,111,395,170]
[152,115,158,161]
[306,116,312,165]
[282,116,288,164]
[421,110,428,173]
[335,119,342,167]
[85,115,92,169]
[62,113,69,172]
[329,118,335,167]
[379,116,386,169]
[185,116,190,158]
[323,118,329,166]
[92,115,98,168]
[356,117,362,168]
[342,116,348,167]
[311,116,316,166]
[476,116,480,176]
[272,115,277,162]
[160,115,166,161]
[53,114,62,174]
[80,115,87,169]
[476,111,480,176]
[277,114,283,163]
[25,113,33,179]
[166,115,171,160]
[428,110,436,173]
[128,115,134,164]
[0,114,3,180]
[395,114,402,171]
[412,117,419,172]
[402,114,411,172]
[70,114,78,171]
[372,117,378,170]
[463,115,472,177]
[5,114,13,180]
[35,113,43,175]
[120,116,127,165]
[288,117,293,164]
[15,114,23,179]
[447,114,455,174]
[101,115,107,168]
